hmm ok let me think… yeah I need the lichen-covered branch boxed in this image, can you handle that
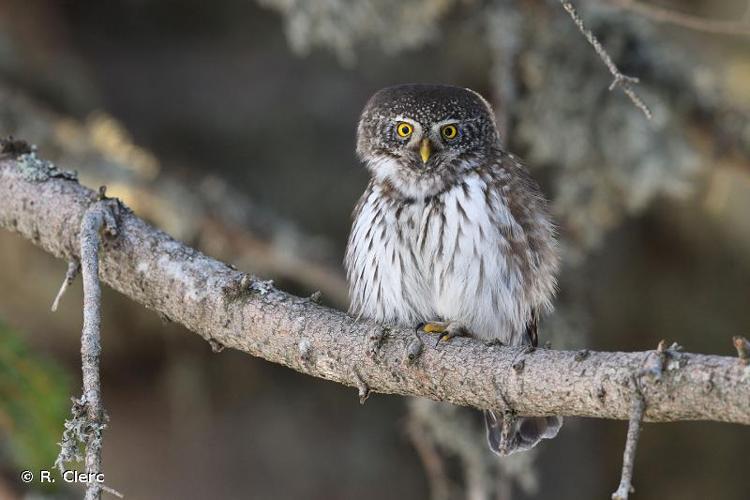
[52,193,122,500]
[1,155,749,424]
[78,198,118,500]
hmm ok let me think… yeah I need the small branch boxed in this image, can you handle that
[733,336,750,365]
[354,368,370,404]
[100,485,124,499]
[51,259,80,311]
[53,199,120,499]
[560,0,653,119]
[612,386,646,500]
[77,200,119,500]
[609,0,750,37]
[80,200,117,499]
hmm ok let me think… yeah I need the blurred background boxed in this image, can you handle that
[0,0,749,498]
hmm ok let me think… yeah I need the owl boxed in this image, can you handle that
[345,84,562,455]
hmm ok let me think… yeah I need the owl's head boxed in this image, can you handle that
[357,84,499,198]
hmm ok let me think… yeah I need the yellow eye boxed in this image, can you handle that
[441,124,458,140]
[396,122,413,138]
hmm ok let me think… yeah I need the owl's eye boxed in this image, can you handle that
[441,124,459,141]
[396,122,413,138]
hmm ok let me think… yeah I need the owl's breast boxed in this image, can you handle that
[414,174,531,341]
[344,182,436,325]
[345,171,551,343]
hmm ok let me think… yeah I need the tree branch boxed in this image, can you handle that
[560,0,653,119]
[1,154,749,425]
[609,0,750,37]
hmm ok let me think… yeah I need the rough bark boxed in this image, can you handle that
[1,156,748,424]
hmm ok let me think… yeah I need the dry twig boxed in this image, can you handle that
[78,200,118,500]
[733,336,750,365]
[560,0,653,119]
[610,0,750,37]
[51,260,80,311]
[612,385,646,500]
[354,368,371,404]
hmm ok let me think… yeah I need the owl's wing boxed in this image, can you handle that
[526,308,539,348]
[492,153,558,346]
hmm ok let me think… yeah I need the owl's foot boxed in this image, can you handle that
[416,321,468,346]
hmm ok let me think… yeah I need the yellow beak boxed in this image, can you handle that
[420,138,431,164]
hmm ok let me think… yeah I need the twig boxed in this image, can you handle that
[733,336,750,365]
[559,0,653,119]
[101,485,124,498]
[609,0,750,37]
[612,384,646,500]
[79,200,118,500]
[354,368,370,405]
[51,260,80,311]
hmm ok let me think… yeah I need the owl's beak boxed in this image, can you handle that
[419,138,432,164]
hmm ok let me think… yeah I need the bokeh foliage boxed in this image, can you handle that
[0,319,70,476]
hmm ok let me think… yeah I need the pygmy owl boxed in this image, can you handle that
[345,84,562,455]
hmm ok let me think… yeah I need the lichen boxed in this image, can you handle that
[17,151,77,182]
[157,254,204,302]
[249,277,275,295]
[54,395,106,474]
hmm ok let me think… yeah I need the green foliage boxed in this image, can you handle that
[0,320,70,472]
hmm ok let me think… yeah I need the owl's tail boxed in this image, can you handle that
[483,410,562,456]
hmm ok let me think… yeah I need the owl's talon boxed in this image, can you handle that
[415,321,467,347]
[418,322,447,334]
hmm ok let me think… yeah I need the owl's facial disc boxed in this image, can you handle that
[357,84,499,198]
[388,117,461,169]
